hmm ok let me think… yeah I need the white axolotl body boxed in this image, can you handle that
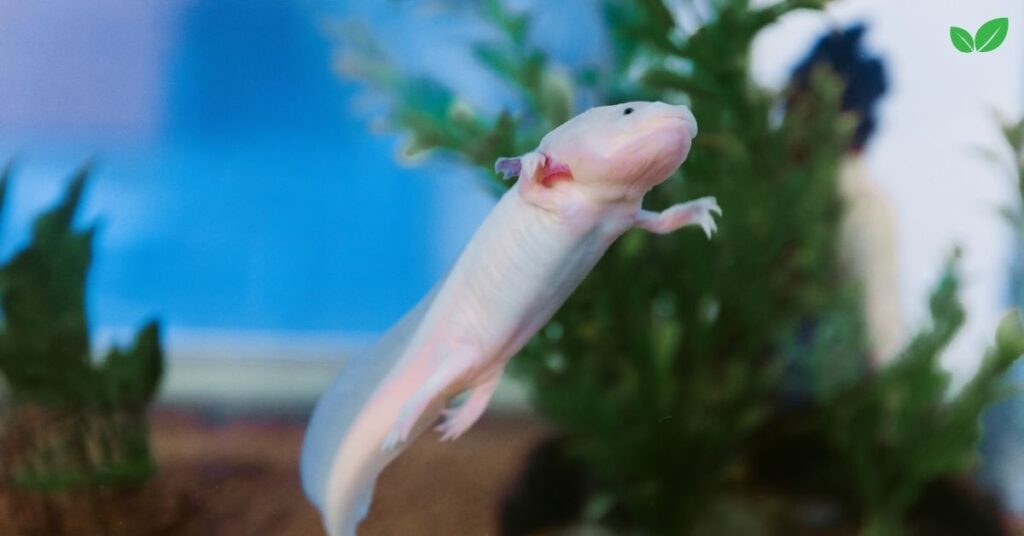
[301,101,719,536]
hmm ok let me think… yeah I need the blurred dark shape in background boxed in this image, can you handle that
[499,436,588,536]
[790,22,906,366]
[789,24,888,153]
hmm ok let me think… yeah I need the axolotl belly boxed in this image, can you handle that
[301,101,718,536]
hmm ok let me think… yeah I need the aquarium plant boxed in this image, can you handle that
[1001,118,1024,308]
[0,163,163,490]
[336,0,1024,533]
[979,117,1024,517]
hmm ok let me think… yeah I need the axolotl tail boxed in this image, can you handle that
[300,285,442,535]
[300,369,388,535]
[302,409,392,536]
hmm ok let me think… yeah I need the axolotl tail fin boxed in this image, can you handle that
[301,282,443,534]
[333,484,374,536]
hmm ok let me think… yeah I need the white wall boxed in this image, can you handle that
[754,0,1024,384]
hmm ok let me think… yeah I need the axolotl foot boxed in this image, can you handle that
[667,196,722,238]
[634,196,722,237]
[434,407,474,442]
[434,398,486,441]
[435,372,501,442]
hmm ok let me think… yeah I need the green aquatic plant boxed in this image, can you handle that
[805,257,1024,535]
[0,163,163,490]
[336,0,1024,532]
[977,115,1024,516]
[996,117,1024,234]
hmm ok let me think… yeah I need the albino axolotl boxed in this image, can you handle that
[300,101,720,536]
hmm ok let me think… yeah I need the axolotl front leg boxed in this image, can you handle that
[634,196,721,237]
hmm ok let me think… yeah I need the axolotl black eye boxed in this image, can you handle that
[623,107,634,115]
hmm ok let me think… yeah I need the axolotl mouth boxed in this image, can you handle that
[662,106,699,141]
[648,106,698,157]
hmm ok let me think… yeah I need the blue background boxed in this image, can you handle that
[0,0,452,334]
[0,0,603,336]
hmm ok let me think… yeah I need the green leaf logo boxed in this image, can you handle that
[950,26,974,52]
[976,17,1009,52]
[950,17,1009,53]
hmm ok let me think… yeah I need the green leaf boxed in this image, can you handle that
[98,321,163,408]
[949,26,974,53]
[0,166,164,412]
[975,17,1009,52]
[473,43,519,82]
[996,310,1024,357]
[538,69,573,127]
[32,163,89,242]
[1002,118,1024,150]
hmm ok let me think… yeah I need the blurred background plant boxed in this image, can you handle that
[334,0,1024,534]
[979,116,1024,521]
[0,163,163,491]
[997,118,1024,306]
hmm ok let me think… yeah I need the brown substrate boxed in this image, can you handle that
[0,409,547,536]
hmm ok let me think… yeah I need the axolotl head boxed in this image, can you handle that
[496,101,698,204]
